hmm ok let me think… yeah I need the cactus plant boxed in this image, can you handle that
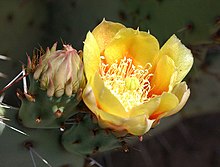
[0,43,127,167]
[0,25,193,165]
[47,0,121,49]
[0,1,199,165]
[0,51,85,167]
[119,0,220,45]
[62,112,122,155]
[18,43,85,129]
[0,0,49,84]
[0,105,85,167]
[118,0,220,120]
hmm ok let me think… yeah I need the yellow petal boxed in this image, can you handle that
[97,108,154,135]
[149,92,179,120]
[104,28,159,67]
[159,34,193,84]
[166,82,190,117]
[149,55,176,96]
[82,83,104,117]
[92,19,125,53]
[91,72,127,118]
[125,116,154,135]
[82,83,103,117]
[130,97,160,117]
[82,83,126,126]
[83,82,156,135]
[83,32,100,81]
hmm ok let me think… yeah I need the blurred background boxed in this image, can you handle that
[0,0,219,167]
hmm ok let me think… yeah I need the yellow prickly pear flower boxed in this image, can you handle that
[82,19,193,135]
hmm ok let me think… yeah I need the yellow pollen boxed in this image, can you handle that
[100,56,153,112]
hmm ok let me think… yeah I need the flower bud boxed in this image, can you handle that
[33,43,85,97]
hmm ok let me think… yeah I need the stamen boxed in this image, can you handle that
[100,56,152,112]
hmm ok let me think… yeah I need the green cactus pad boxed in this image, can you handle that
[0,107,84,167]
[120,0,220,45]
[18,75,81,129]
[62,113,122,155]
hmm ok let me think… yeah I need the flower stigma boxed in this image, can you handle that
[100,56,153,112]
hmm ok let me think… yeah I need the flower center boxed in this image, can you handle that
[100,56,153,112]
